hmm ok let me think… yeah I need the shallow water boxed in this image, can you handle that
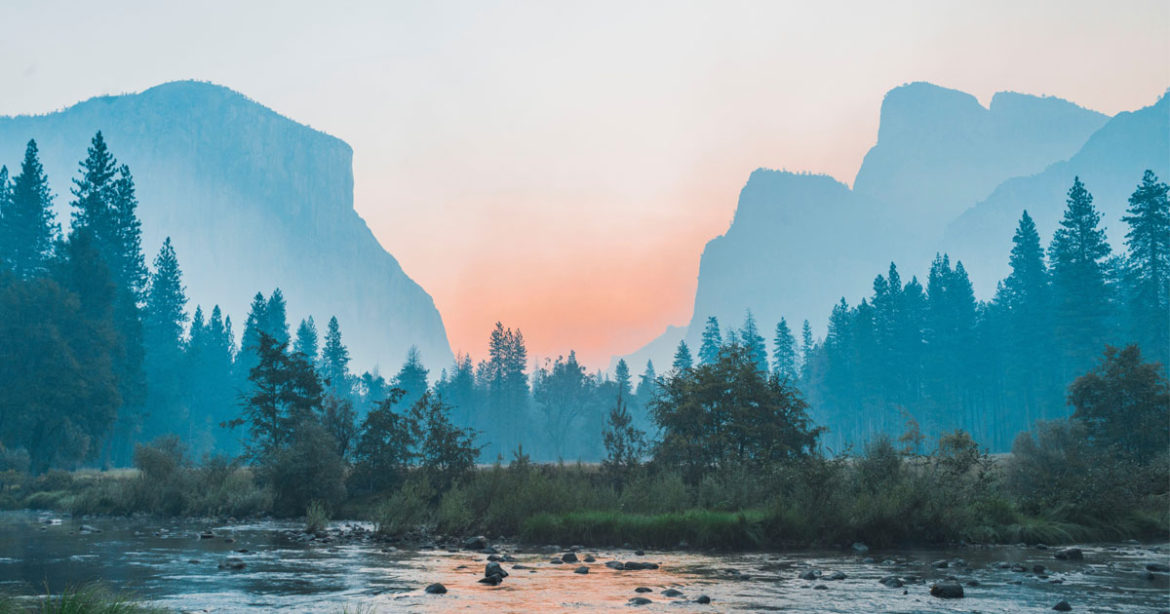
[1,511,1167,612]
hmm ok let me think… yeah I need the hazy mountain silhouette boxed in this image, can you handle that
[946,91,1170,296]
[855,82,1107,231]
[621,83,1119,371]
[0,80,453,372]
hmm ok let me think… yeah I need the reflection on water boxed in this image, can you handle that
[0,511,1167,613]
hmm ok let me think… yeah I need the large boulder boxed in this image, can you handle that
[930,582,964,599]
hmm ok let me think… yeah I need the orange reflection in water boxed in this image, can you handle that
[386,550,715,613]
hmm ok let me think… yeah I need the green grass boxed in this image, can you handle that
[306,500,330,533]
[521,509,769,549]
[0,585,169,614]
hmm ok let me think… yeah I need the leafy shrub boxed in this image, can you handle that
[374,477,434,535]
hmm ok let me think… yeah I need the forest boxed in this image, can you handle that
[0,132,1167,547]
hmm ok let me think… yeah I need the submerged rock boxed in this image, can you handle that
[879,576,904,588]
[695,595,711,604]
[826,571,847,581]
[798,569,821,581]
[634,587,652,593]
[662,588,684,597]
[930,582,964,598]
[1054,548,1083,561]
[1146,562,1170,573]
[424,583,447,594]
[574,566,589,574]
[1053,600,1071,611]
[218,557,246,571]
[606,561,625,570]
[629,597,652,605]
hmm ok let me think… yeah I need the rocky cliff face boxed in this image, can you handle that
[945,92,1170,296]
[0,80,453,371]
[624,83,1122,371]
[854,82,1107,231]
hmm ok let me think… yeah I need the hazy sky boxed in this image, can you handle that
[3,0,1167,368]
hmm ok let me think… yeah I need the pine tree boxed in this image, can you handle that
[0,165,9,219]
[2,141,58,279]
[1121,170,1170,367]
[68,133,147,463]
[614,358,632,400]
[109,165,147,298]
[393,346,429,409]
[698,316,722,365]
[800,320,814,378]
[601,391,645,490]
[739,311,768,372]
[294,316,319,362]
[321,316,351,395]
[484,322,529,457]
[672,340,693,371]
[995,210,1057,425]
[635,360,657,405]
[264,288,290,346]
[143,238,188,349]
[772,317,797,380]
[141,237,189,440]
[1049,177,1113,379]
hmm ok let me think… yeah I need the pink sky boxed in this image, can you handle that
[3,0,1167,368]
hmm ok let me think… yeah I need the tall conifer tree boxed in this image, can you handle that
[2,142,58,278]
[1121,170,1170,367]
[698,316,722,365]
[672,340,693,371]
[1049,177,1112,379]
[772,317,797,380]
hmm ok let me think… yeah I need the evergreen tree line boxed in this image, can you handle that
[674,173,1166,452]
[1,130,1164,473]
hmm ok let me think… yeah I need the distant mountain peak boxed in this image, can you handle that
[0,83,451,372]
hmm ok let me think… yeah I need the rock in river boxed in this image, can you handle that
[425,583,447,594]
[799,569,821,581]
[1053,600,1071,611]
[1054,548,1083,561]
[629,597,652,605]
[574,566,589,574]
[562,552,579,563]
[485,561,509,579]
[930,582,964,599]
[218,557,246,571]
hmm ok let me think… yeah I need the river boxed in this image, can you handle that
[0,512,1166,612]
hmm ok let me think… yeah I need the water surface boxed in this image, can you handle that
[1,512,1167,612]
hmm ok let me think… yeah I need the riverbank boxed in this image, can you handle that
[1,511,1168,613]
[3,454,1166,554]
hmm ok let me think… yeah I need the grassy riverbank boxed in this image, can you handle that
[0,585,168,614]
[5,431,1166,551]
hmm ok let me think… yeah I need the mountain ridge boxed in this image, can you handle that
[0,80,454,373]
